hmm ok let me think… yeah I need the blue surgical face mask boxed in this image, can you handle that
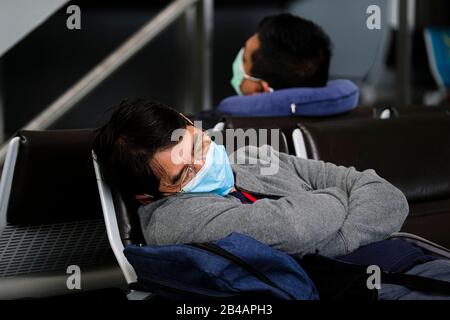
[181,141,234,196]
[230,47,269,95]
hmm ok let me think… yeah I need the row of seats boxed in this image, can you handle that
[219,106,376,154]
[1,106,448,299]
[192,105,450,132]
[196,105,449,155]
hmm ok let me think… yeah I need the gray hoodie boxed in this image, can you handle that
[138,145,409,258]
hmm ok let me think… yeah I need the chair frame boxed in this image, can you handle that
[92,152,152,300]
[0,137,21,230]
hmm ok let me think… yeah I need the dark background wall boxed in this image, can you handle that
[0,0,288,137]
[0,0,448,139]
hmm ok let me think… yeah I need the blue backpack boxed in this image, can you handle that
[124,233,319,300]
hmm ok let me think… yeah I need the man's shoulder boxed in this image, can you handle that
[138,193,240,246]
[139,193,237,220]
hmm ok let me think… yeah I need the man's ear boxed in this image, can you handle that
[261,80,271,93]
[135,194,154,205]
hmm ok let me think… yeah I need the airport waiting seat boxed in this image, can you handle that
[217,121,290,155]
[220,106,378,155]
[221,116,299,155]
[292,114,450,248]
[0,130,126,299]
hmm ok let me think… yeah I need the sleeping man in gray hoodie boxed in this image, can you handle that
[93,99,450,300]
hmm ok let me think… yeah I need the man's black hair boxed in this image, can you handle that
[92,99,187,199]
[251,13,332,89]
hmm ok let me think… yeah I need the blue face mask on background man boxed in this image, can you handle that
[230,47,271,95]
[181,141,234,196]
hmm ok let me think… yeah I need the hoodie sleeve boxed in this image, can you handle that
[141,188,349,258]
[273,148,410,256]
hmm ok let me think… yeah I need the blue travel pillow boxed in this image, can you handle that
[217,79,359,117]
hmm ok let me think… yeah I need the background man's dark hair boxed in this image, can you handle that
[251,13,332,89]
[92,99,187,199]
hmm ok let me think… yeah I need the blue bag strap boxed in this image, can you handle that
[190,242,296,299]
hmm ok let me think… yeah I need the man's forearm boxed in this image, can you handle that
[318,175,409,256]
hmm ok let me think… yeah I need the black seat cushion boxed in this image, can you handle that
[224,107,375,154]
[111,189,145,246]
[297,114,450,246]
[298,114,450,203]
[7,129,102,225]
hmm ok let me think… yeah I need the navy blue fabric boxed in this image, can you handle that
[229,191,252,204]
[229,190,265,204]
[338,239,438,273]
[217,79,359,117]
[124,232,319,300]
